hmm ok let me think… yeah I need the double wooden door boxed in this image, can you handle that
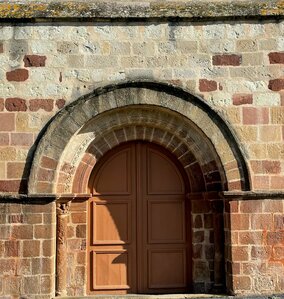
[88,142,190,294]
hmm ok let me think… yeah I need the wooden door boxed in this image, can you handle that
[88,142,190,294]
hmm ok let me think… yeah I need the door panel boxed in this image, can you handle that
[94,148,132,195]
[88,142,190,294]
[148,249,186,288]
[148,200,185,243]
[147,148,184,194]
[92,250,131,290]
[93,201,131,244]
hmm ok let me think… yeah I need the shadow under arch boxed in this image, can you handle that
[28,80,251,195]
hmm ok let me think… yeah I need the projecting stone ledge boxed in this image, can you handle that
[0,0,283,20]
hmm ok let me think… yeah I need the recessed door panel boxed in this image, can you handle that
[148,249,186,289]
[88,142,190,294]
[148,200,185,243]
[147,148,184,195]
[93,201,131,244]
[92,250,130,290]
[94,149,132,195]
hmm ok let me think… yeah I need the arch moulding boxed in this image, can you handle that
[28,81,251,196]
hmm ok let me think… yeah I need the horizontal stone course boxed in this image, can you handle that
[0,0,283,19]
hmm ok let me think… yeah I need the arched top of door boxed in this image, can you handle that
[28,80,251,195]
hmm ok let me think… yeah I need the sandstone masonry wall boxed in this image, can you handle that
[0,19,283,298]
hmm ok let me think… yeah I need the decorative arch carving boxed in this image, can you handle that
[28,81,250,195]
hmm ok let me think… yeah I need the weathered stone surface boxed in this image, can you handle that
[0,0,283,19]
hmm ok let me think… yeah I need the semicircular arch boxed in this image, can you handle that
[28,81,251,195]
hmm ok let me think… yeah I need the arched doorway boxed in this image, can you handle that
[88,141,191,294]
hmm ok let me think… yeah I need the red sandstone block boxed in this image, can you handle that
[239,231,263,245]
[227,180,243,191]
[199,79,217,92]
[251,160,281,174]
[5,240,20,257]
[213,54,241,66]
[268,52,284,64]
[36,181,53,194]
[232,246,249,261]
[41,257,53,274]
[29,99,54,112]
[269,79,284,91]
[242,107,269,125]
[37,168,55,181]
[274,214,284,230]
[41,156,58,170]
[251,214,273,230]
[24,213,42,224]
[6,69,29,82]
[42,240,54,257]
[0,113,15,131]
[11,133,33,146]
[8,214,24,223]
[0,259,16,275]
[11,225,33,239]
[34,225,53,239]
[71,212,86,224]
[233,276,252,290]
[23,240,41,257]
[56,98,66,109]
[69,201,87,212]
[240,201,262,213]
[67,226,75,238]
[267,231,284,245]
[230,214,250,230]
[23,55,47,67]
[5,98,27,111]
[0,133,9,146]
[270,176,284,190]
[0,180,26,193]
[0,98,4,111]
[232,93,253,105]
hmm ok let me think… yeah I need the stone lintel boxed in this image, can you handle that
[0,0,283,20]
[221,191,284,200]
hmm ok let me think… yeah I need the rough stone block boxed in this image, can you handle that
[24,55,47,67]
[213,54,241,66]
[0,113,15,131]
[5,98,27,111]
[268,52,284,64]
[6,69,29,82]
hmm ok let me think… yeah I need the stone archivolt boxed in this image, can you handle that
[28,81,250,196]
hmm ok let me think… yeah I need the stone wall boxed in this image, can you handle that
[0,15,283,299]
[0,199,56,298]
[225,197,284,295]
[0,21,283,192]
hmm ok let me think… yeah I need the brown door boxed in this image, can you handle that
[88,142,190,294]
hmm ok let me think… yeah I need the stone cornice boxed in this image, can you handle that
[0,0,283,20]
[221,191,284,200]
